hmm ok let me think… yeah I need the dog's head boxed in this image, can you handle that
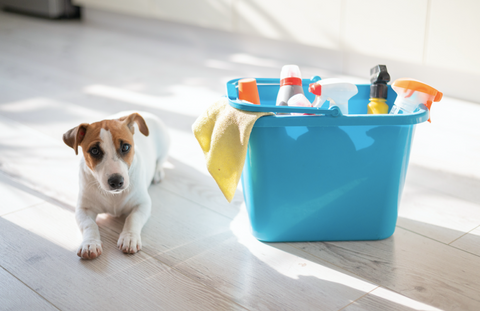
[63,113,149,193]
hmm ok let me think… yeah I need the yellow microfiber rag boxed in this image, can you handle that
[192,97,273,202]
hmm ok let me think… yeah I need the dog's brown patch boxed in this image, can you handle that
[63,113,149,171]
[80,122,107,171]
[80,120,134,171]
[63,123,89,155]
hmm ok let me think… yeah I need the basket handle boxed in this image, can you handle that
[228,99,343,117]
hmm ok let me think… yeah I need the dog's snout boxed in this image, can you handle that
[108,174,124,190]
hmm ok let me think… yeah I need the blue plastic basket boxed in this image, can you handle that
[226,76,428,242]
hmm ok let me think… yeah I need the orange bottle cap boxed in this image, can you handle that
[238,78,261,105]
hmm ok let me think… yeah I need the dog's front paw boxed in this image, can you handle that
[77,240,103,260]
[117,232,142,254]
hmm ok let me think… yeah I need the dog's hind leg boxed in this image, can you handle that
[152,155,167,184]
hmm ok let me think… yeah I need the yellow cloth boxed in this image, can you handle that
[192,98,273,202]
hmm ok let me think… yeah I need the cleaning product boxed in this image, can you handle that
[368,65,390,114]
[389,78,443,122]
[238,78,261,105]
[276,65,305,115]
[287,93,313,116]
[308,78,358,115]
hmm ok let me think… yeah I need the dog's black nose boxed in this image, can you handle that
[108,174,124,190]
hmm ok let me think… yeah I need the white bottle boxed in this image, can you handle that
[276,65,305,115]
[308,78,358,115]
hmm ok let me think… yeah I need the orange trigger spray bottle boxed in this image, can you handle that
[389,79,443,122]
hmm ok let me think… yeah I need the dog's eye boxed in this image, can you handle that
[90,147,100,156]
[122,144,131,153]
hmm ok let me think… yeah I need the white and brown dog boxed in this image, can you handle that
[63,111,170,259]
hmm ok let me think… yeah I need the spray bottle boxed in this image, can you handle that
[308,78,358,115]
[368,65,390,114]
[276,65,305,115]
[389,78,443,122]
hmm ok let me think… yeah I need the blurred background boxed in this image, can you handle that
[1,0,479,101]
[0,0,478,187]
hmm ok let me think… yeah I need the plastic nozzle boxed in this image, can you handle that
[370,65,390,84]
[391,78,443,122]
[308,78,358,114]
[309,83,322,96]
[370,65,390,99]
[238,78,261,105]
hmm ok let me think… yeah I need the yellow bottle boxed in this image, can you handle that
[367,98,389,114]
[367,65,390,114]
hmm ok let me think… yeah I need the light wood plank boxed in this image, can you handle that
[0,172,44,216]
[450,226,480,257]
[405,164,480,215]
[160,156,244,219]
[295,228,480,311]
[342,287,442,311]
[395,163,480,244]
[0,202,245,311]
[0,114,79,205]
[0,267,58,311]
[397,182,480,244]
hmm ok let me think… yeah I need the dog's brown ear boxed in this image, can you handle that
[63,123,89,155]
[120,113,149,137]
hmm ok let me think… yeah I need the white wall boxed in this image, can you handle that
[74,0,480,102]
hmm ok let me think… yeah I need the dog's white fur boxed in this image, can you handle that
[73,111,169,259]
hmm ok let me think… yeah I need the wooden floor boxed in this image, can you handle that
[1,9,480,311]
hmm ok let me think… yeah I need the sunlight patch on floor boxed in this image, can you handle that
[3,203,80,252]
[83,84,220,117]
[368,287,443,311]
[229,205,375,292]
[0,97,105,125]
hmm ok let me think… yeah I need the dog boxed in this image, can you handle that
[63,111,170,259]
